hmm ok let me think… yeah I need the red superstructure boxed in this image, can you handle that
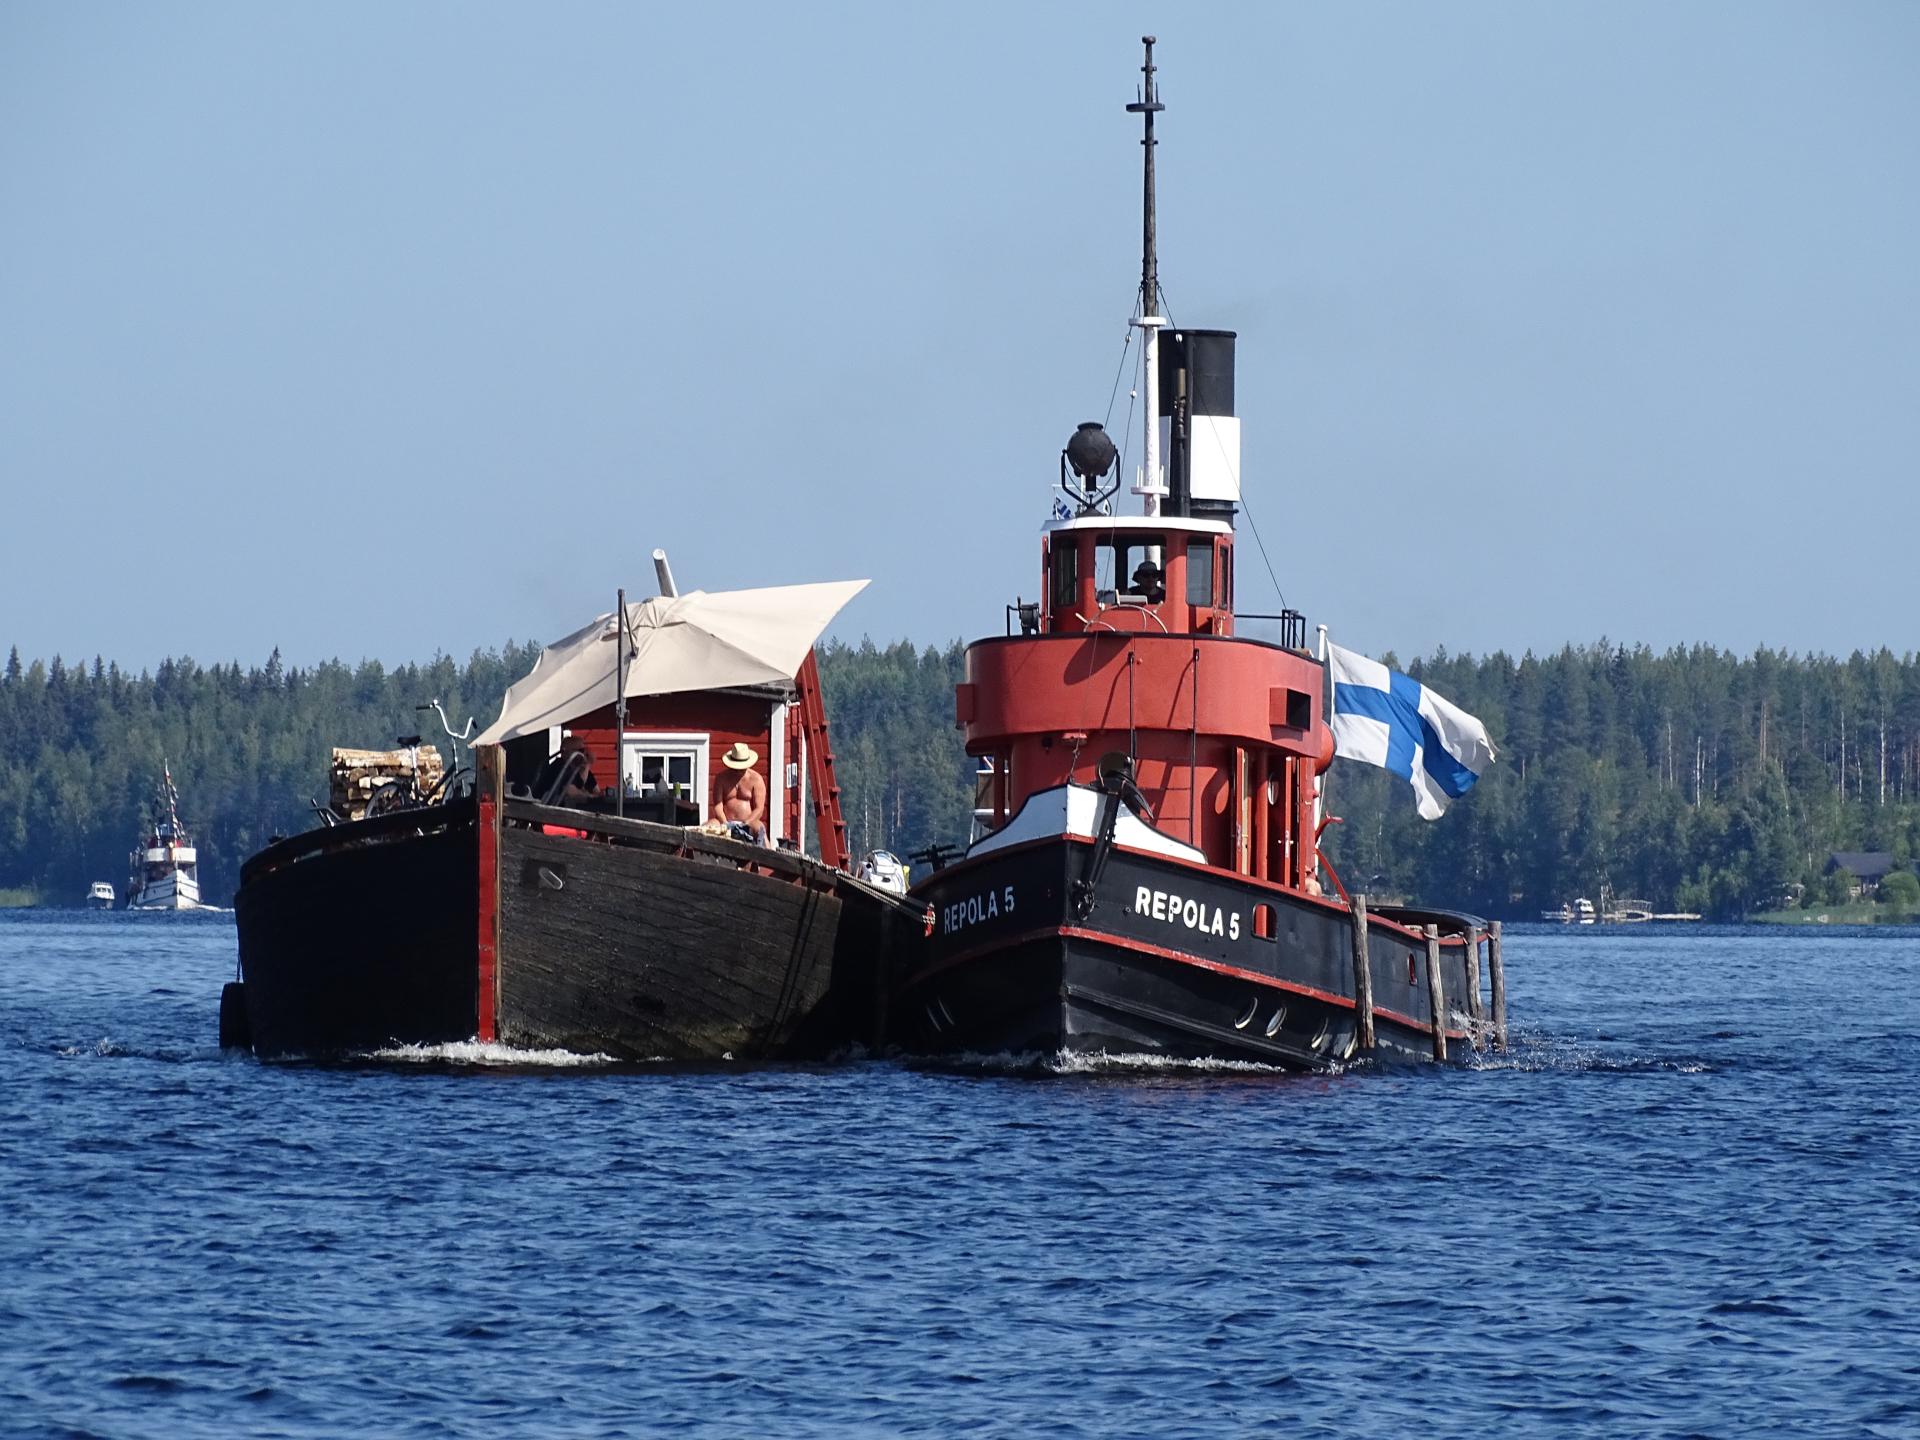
[958,512,1333,892]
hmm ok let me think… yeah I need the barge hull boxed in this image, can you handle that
[234,799,893,1061]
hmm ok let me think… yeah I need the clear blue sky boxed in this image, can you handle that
[3,2,1914,673]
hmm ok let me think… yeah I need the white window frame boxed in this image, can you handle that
[621,733,709,809]
[767,702,787,847]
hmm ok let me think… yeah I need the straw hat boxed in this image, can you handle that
[721,742,759,770]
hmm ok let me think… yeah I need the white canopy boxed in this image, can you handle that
[475,578,868,746]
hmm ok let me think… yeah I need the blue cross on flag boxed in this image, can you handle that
[1328,643,1496,819]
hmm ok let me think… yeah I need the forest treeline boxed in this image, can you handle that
[2,638,1917,917]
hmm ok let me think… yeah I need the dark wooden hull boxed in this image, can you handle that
[233,798,903,1061]
[495,821,870,1059]
[233,803,479,1056]
[894,836,1480,1069]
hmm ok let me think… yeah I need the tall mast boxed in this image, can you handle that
[1127,36,1167,518]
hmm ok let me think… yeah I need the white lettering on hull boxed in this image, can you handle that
[1135,885,1242,941]
[944,885,1017,936]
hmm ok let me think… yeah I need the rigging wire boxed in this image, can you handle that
[1101,312,1135,431]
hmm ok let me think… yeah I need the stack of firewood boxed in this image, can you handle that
[329,745,444,821]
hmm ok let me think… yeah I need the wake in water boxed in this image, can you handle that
[902,1024,1718,1080]
[1461,1020,1716,1075]
[901,1047,1312,1078]
[360,1039,624,1067]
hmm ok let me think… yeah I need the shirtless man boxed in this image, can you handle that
[711,742,768,841]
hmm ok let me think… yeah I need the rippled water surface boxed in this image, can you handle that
[3,912,1918,1438]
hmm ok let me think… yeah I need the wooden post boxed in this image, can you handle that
[1424,924,1447,1061]
[475,743,505,1044]
[1463,925,1484,1036]
[1488,920,1507,1052]
[1349,893,1375,1053]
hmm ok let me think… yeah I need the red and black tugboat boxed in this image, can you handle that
[893,39,1499,1069]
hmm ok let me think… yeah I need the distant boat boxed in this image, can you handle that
[1540,898,1598,924]
[127,763,206,911]
[1541,893,1700,924]
[85,881,115,909]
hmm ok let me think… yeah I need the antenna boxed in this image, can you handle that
[1126,35,1164,323]
[1126,37,1168,518]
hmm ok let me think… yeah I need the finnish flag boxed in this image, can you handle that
[1328,643,1496,820]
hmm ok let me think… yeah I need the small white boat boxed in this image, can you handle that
[85,881,116,909]
[127,763,207,911]
[1540,897,1597,924]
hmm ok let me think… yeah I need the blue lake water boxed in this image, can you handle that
[2,911,1917,1438]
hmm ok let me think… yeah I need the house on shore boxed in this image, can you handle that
[1823,851,1907,898]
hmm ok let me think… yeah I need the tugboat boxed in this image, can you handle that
[127,764,205,911]
[892,40,1499,1068]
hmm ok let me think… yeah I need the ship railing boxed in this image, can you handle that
[1233,608,1309,651]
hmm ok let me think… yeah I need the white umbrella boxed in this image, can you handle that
[475,578,868,746]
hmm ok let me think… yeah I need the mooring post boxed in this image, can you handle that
[1463,925,1484,1038]
[1423,924,1448,1061]
[1349,893,1375,1053]
[1488,920,1507,1052]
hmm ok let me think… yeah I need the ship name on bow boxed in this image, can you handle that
[943,886,1017,936]
[1136,887,1242,941]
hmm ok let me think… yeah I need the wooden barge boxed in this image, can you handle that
[233,776,911,1060]
[229,575,925,1061]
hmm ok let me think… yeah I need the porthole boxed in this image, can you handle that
[1308,1015,1329,1051]
[937,997,957,1029]
[1265,1006,1286,1039]
[1233,996,1259,1030]
[925,1002,945,1033]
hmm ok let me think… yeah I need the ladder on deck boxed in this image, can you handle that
[793,650,850,872]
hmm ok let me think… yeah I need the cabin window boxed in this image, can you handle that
[1186,540,1214,608]
[1098,537,1165,605]
[621,734,709,801]
[1050,539,1078,616]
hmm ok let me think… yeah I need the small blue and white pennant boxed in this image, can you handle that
[1328,643,1496,820]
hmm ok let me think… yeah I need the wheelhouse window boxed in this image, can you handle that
[1050,537,1078,617]
[1186,539,1214,608]
[1098,536,1165,605]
